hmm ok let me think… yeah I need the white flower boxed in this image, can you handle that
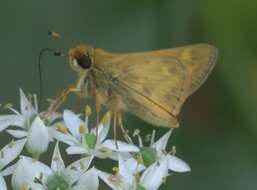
[0,88,37,133]
[96,155,169,190]
[51,109,139,160]
[12,156,51,190]
[150,130,191,172]
[106,130,191,173]
[0,139,26,190]
[12,143,98,190]
[25,116,50,158]
[7,115,51,159]
[0,139,27,171]
[0,89,51,158]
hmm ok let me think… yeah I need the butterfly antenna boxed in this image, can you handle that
[38,48,65,110]
[48,31,74,46]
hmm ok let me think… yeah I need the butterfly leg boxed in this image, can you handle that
[47,84,80,113]
[112,111,118,149]
[93,89,101,138]
[107,94,125,149]
[117,112,132,144]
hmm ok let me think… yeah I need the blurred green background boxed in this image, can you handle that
[1,0,257,189]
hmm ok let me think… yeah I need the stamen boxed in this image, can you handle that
[150,130,156,146]
[135,173,141,183]
[20,184,30,190]
[84,105,92,117]
[133,129,143,147]
[112,167,119,174]
[56,123,68,134]
[102,111,111,127]
[79,161,85,170]
[8,140,15,148]
[168,146,176,155]
[79,124,88,134]
[144,134,151,144]
[133,129,140,137]
[33,94,38,112]
[48,31,61,38]
[3,103,13,110]
[172,146,176,155]
[0,150,4,159]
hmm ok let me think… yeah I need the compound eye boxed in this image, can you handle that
[77,54,92,69]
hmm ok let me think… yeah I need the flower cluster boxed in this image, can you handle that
[0,89,190,190]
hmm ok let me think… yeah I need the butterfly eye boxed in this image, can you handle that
[77,54,92,69]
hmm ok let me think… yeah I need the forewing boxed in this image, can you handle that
[99,44,217,117]
[164,44,218,97]
[118,56,186,117]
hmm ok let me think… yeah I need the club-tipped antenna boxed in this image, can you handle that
[38,48,65,110]
[48,31,74,46]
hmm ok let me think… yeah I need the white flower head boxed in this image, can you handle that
[0,139,26,171]
[0,139,26,190]
[149,130,191,173]
[12,156,51,190]
[0,89,36,133]
[7,115,51,159]
[106,129,191,174]
[0,89,51,158]
[25,116,50,158]
[0,88,191,190]
[12,142,98,190]
[51,108,139,160]
[96,155,169,190]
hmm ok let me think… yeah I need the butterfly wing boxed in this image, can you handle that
[97,44,217,128]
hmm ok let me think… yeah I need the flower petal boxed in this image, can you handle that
[0,115,24,132]
[71,185,89,190]
[167,155,191,172]
[1,163,17,176]
[6,129,28,138]
[19,88,37,119]
[75,168,99,190]
[0,139,26,168]
[91,112,111,143]
[0,175,7,190]
[91,123,109,143]
[26,116,50,157]
[66,146,87,155]
[95,169,120,190]
[28,182,45,190]
[140,156,169,190]
[118,156,134,187]
[152,130,172,152]
[124,157,145,174]
[94,146,116,159]
[63,110,83,140]
[51,142,65,172]
[64,156,94,184]
[12,156,52,190]
[49,127,79,146]
[102,140,139,152]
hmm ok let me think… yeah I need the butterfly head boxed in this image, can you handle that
[68,44,94,74]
